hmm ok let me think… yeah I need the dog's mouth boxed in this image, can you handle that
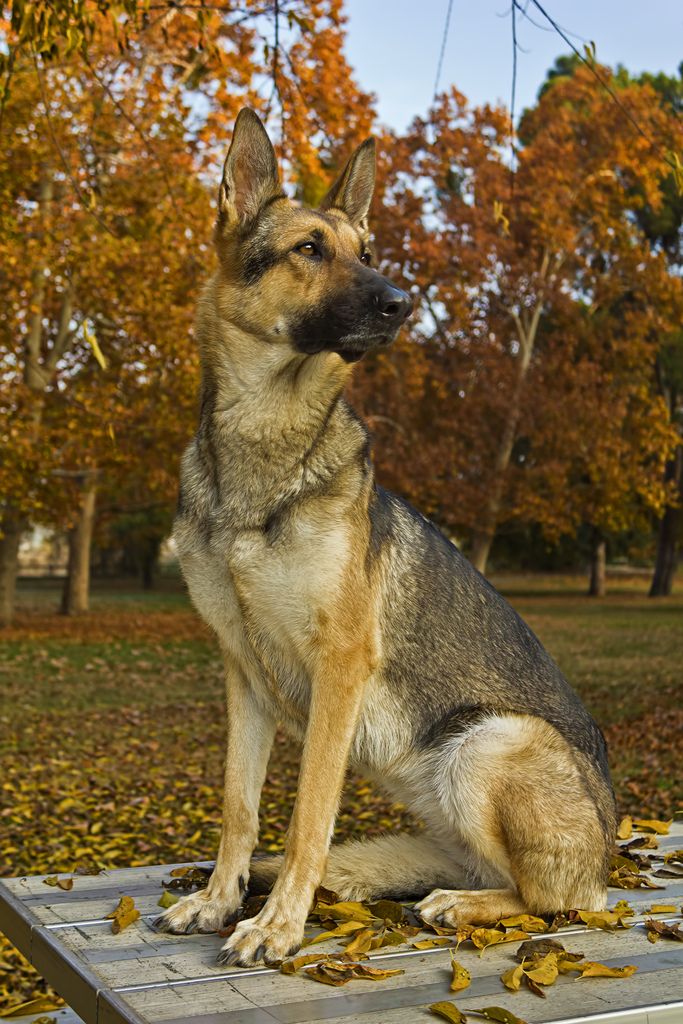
[334,334,394,363]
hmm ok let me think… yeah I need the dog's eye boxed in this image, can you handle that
[360,250,372,266]
[295,241,321,260]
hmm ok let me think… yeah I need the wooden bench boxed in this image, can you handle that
[2,823,682,1024]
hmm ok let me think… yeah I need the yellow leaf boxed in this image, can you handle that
[157,891,180,909]
[343,927,375,957]
[471,927,529,952]
[316,901,374,923]
[632,818,672,835]
[281,953,330,975]
[429,1002,467,1024]
[302,920,367,946]
[501,963,524,991]
[576,961,638,979]
[0,997,64,1018]
[577,910,631,931]
[413,937,453,949]
[83,322,108,371]
[106,895,140,934]
[649,904,677,913]
[499,914,547,932]
[616,815,633,839]
[524,953,559,986]
[449,955,471,993]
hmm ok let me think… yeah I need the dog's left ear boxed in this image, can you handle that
[218,108,281,229]
[319,138,376,232]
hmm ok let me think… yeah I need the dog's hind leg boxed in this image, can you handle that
[250,832,469,902]
[416,713,615,928]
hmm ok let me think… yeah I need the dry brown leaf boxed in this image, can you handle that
[106,895,140,934]
[280,953,331,975]
[429,1002,467,1024]
[303,959,404,986]
[644,918,683,943]
[450,955,471,993]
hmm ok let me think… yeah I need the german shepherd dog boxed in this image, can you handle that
[156,108,616,967]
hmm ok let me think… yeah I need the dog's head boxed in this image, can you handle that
[213,108,413,363]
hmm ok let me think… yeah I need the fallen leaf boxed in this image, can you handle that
[450,956,471,993]
[524,952,559,985]
[471,927,529,952]
[314,900,374,924]
[429,1002,467,1024]
[302,919,367,946]
[644,918,683,943]
[577,909,631,931]
[632,818,672,835]
[501,964,524,992]
[0,998,64,1018]
[42,876,73,890]
[368,899,405,924]
[303,960,403,985]
[414,937,454,950]
[515,937,568,961]
[612,899,635,917]
[616,815,633,839]
[157,891,180,909]
[576,962,638,978]
[498,914,547,932]
[343,928,375,957]
[106,895,140,934]
[470,1008,529,1024]
[648,904,677,913]
[281,953,331,975]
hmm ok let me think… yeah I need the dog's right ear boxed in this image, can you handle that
[218,108,282,229]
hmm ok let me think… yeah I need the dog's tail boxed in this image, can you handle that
[248,832,467,902]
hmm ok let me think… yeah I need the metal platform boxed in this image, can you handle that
[1,824,682,1024]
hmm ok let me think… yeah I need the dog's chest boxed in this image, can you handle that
[174,504,351,724]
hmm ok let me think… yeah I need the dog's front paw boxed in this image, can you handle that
[216,906,303,967]
[154,887,241,935]
[415,888,474,928]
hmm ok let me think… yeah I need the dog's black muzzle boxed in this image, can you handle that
[291,268,414,362]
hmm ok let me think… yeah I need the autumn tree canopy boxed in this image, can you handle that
[1,1,682,622]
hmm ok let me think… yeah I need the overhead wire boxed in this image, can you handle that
[433,0,454,102]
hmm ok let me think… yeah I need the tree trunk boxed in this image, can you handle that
[60,476,97,615]
[588,533,606,597]
[649,443,682,597]
[468,250,555,576]
[0,514,23,627]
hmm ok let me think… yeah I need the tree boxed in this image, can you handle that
[0,0,377,622]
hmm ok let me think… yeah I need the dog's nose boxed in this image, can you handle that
[374,285,413,322]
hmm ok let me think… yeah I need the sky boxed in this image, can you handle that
[343,1,683,132]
